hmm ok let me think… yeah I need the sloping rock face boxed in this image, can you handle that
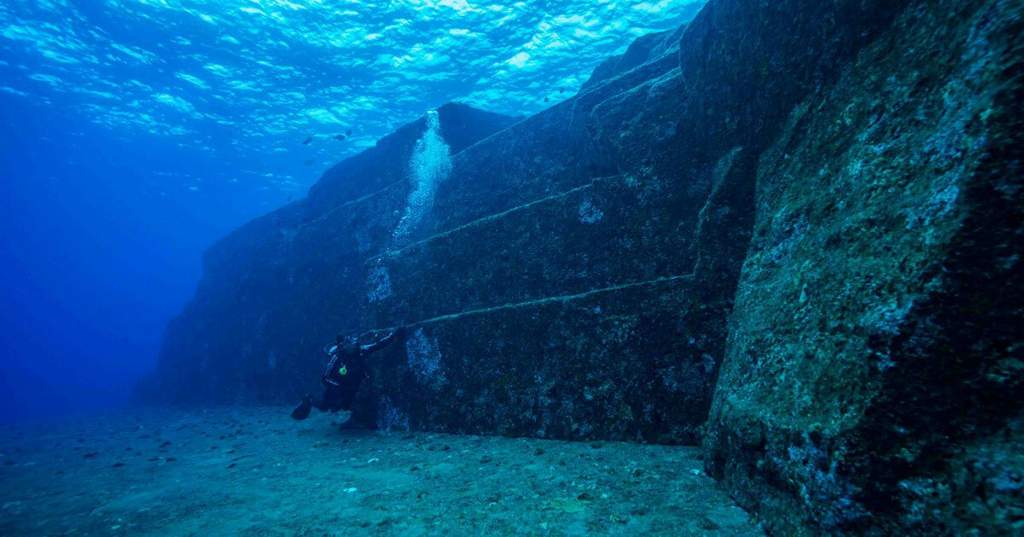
[149,0,1023,532]
[579,19,691,92]
[702,0,1024,535]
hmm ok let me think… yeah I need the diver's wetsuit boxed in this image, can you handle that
[291,329,400,421]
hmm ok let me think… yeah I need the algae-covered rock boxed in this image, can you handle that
[150,4,748,443]
[703,0,1024,534]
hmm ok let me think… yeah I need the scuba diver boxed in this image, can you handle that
[290,328,404,421]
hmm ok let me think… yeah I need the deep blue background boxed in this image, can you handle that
[0,96,289,421]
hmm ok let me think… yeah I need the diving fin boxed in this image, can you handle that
[291,395,313,421]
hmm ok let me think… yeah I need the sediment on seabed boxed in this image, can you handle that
[0,408,760,536]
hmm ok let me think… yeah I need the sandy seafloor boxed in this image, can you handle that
[0,407,761,536]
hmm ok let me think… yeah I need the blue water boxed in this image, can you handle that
[0,1,702,421]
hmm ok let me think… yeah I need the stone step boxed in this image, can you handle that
[407,48,687,244]
[356,275,719,444]
[362,168,722,327]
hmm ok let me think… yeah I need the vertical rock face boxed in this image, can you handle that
[147,0,1023,533]
[702,0,1024,534]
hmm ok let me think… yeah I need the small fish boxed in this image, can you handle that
[345,129,352,136]
[302,136,313,145]
[333,134,346,141]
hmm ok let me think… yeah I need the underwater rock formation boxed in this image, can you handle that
[702,1,1024,535]
[148,0,1022,533]
[148,102,521,405]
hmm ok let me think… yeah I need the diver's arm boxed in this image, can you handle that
[359,327,403,353]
